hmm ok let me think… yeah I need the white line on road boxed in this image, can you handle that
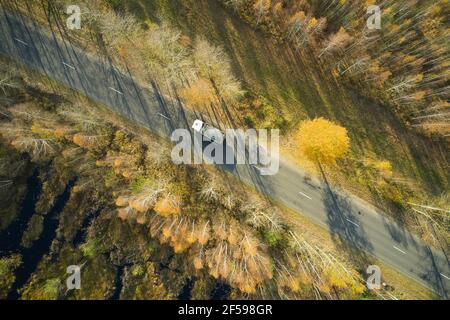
[393,245,407,255]
[157,113,170,120]
[440,273,450,281]
[346,218,359,227]
[298,191,312,200]
[62,61,75,70]
[13,37,28,46]
[109,87,123,95]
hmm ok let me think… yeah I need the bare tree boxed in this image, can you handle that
[0,72,20,95]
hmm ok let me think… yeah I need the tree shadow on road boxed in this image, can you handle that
[319,164,375,272]
[419,246,449,299]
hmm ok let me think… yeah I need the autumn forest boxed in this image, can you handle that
[0,0,448,302]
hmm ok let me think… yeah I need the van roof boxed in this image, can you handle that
[192,119,204,132]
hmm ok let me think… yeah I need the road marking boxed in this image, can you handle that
[109,87,123,95]
[14,37,28,46]
[393,245,407,255]
[157,113,170,120]
[62,61,75,70]
[440,273,450,281]
[298,191,312,200]
[346,218,359,227]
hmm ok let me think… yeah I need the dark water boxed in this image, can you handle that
[7,178,75,299]
[0,169,41,254]
[210,281,231,300]
[2,170,230,300]
[110,265,126,300]
[72,209,100,246]
[178,277,196,300]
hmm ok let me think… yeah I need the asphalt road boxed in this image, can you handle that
[0,8,449,298]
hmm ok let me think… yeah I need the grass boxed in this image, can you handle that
[130,176,154,194]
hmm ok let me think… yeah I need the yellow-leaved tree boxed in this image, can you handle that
[179,78,216,109]
[296,118,350,165]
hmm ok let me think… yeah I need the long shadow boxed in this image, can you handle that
[421,246,449,299]
[379,213,420,253]
[1,3,53,83]
[319,165,374,267]
[0,6,56,92]
[41,1,93,100]
[428,222,450,265]
[122,63,153,125]
[0,6,85,99]
[13,2,139,126]
[94,33,137,122]
[184,0,449,196]
[150,80,176,134]
[198,135,236,173]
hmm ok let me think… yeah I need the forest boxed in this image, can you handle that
[0,0,448,300]
[222,0,449,137]
[0,56,371,299]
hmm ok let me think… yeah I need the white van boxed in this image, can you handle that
[192,119,224,144]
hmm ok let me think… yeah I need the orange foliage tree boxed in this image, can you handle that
[296,118,350,165]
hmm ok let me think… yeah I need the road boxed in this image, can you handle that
[0,8,449,298]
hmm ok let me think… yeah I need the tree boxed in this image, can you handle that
[253,0,271,24]
[288,11,306,39]
[319,27,353,58]
[295,118,350,165]
[43,278,61,298]
[72,133,103,149]
[179,78,216,109]
[89,10,139,51]
[272,2,283,17]
[154,193,181,217]
[192,38,244,104]
[0,71,20,96]
[141,22,192,84]
[10,135,57,160]
[199,176,223,203]
[0,254,22,299]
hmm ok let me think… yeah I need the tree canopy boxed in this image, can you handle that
[296,118,350,165]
